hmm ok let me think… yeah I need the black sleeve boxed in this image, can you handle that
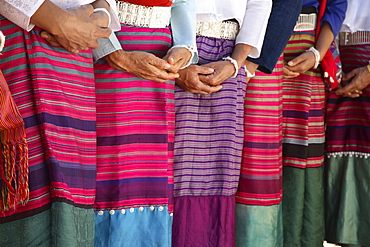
[247,0,302,74]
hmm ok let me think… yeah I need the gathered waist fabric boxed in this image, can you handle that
[116,1,171,28]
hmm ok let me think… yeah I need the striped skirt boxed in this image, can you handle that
[0,17,97,246]
[173,36,246,247]
[325,43,370,246]
[282,30,326,247]
[93,25,174,247]
[236,56,284,247]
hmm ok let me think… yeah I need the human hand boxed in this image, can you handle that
[163,47,192,73]
[104,49,179,83]
[198,61,236,87]
[244,60,259,83]
[41,6,110,48]
[32,2,111,54]
[283,51,316,77]
[176,65,221,95]
[90,9,110,28]
[335,66,370,98]
[282,59,300,79]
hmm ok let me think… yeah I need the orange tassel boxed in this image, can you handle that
[0,70,29,211]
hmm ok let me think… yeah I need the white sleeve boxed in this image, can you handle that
[235,0,272,58]
[0,0,45,31]
[105,0,121,31]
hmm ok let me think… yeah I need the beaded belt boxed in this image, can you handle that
[339,31,370,46]
[116,1,171,28]
[196,21,239,40]
[293,13,317,31]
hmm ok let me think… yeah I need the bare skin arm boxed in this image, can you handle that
[283,22,334,78]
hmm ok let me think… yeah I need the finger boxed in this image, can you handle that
[287,56,304,67]
[195,66,215,75]
[283,67,300,78]
[199,84,223,94]
[167,52,182,65]
[198,74,217,85]
[149,57,172,71]
[41,31,61,46]
[343,70,356,81]
[148,69,179,82]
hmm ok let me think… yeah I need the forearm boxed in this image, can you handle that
[315,22,334,60]
[231,44,254,69]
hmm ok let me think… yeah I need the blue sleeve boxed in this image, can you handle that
[246,0,302,74]
[170,0,198,63]
[322,0,347,37]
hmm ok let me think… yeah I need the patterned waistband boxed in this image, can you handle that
[116,1,171,28]
[294,13,317,31]
[339,31,370,46]
[196,21,239,40]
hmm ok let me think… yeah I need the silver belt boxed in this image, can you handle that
[294,13,317,31]
[196,21,239,40]
[339,31,370,46]
[116,1,171,28]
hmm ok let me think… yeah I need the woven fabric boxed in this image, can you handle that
[0,70,28,210]
[236,56,283,206]
[326,44,370,154]
[281,29,327,247]
[93,24,174,247]
[282,30,326,169]
[173,35,246,247]
[325,43,370,247]
[0,16,97,245]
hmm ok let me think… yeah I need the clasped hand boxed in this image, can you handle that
[40,4,111,54]
[335,66,370,98]
[176,60,236,95]
[283,51,316,79]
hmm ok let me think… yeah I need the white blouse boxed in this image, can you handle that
[0,0,120,31]
[340,0,370,33]
[196,0,272,58]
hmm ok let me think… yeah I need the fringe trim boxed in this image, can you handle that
[0,124,29,211]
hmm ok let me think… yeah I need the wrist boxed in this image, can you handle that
[306,47,320,69]
[222,56,239,78]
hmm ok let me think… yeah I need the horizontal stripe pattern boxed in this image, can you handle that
[174,36,246,197]
[281,30,326,169]
[94,25,174,211]
[0,17,97,219]
[236,56,283,206]
[326,43,370,154]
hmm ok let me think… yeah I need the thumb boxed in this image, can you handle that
[80,4,94,15]
[150,56,172,70]
[287,56,304,67]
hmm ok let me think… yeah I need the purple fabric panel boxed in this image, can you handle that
[172,195,236,247]
[174,36,246,197]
